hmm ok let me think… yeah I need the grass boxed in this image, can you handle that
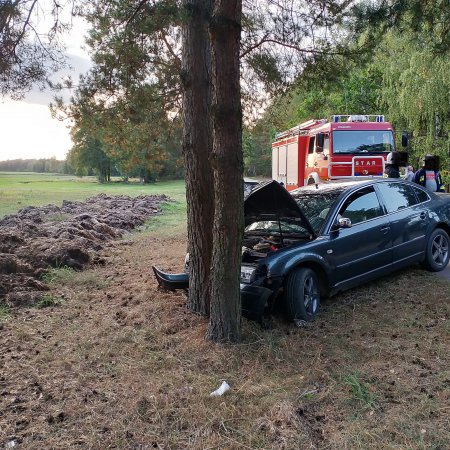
[1,171,449,449]
[41,266,75,284]
[0,304,11,322]
[140,200,188,237]
[342,373,378,410]
[35,294,63,308]
[0,170,188,244]
[2,244,449,449]
[42,266,111,290]
[0,172,186,218]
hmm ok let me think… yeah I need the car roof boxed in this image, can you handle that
[292,178,406,195]
[244,177,260,184]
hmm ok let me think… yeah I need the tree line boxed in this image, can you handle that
[246,1,450,183]
[0,158,72,174]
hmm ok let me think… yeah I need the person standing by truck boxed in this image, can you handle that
[414,155,445,192]
[404,165,415,182]
[384,152,401,178]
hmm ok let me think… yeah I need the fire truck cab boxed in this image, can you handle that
[272,114,408,190]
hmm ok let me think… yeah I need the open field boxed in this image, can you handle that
[1,172,449,449]
[0,172,186,219]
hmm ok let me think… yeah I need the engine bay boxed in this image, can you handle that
[242,234,307,263]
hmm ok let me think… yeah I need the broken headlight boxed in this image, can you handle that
[186,255,259,284]
[240,264,257,284]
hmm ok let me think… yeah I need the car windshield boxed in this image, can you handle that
[332,130,395,154]
[245,219,311,238]
[244,181,258,197]
[292,189,344,233]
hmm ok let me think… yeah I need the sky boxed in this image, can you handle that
[0,13,91,162]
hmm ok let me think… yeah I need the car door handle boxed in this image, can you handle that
[380,225,390,234]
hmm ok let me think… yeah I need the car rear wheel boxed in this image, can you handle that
[284,267,320,321]
[423,228,450,272]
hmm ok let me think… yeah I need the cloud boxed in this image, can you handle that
[21,53,93,106]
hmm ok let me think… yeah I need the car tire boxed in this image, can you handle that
[284,267,320,321]
[423,228,450,272]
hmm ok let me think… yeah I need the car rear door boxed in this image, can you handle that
[327,185,392,290]
[375,182,431,269]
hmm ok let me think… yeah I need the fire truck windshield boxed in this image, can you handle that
[332,131,394,154]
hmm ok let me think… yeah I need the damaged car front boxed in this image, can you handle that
[153,180,341,323]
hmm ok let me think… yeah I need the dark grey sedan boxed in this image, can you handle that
[153,179,450,323]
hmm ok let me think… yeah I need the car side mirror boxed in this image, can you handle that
[331,217,352,231]
[338,217,352,228]
[317,133,324,148]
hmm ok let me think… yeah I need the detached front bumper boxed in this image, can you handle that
[152,266,273,322]
[152,266,189,290]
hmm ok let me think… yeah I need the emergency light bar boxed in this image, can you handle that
[331,114,385,123]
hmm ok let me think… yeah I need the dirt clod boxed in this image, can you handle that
[0,194,168,306]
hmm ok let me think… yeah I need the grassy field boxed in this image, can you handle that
[1,171,449,449]
[0,172,187,218]
[1,232,449,449]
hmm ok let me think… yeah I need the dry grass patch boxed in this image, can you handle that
[0,231,449,449]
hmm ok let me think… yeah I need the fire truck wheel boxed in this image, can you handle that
[284,267,320,322]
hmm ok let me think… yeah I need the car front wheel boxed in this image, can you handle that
[423,228,450,272]
[284,267,320,321]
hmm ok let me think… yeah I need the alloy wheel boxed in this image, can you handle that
[431,234,449,267]
[303,276,319,314]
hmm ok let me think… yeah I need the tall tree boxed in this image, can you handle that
[68,133,112,182]
[206,0,243,342]
[181,0,214,316]
[351,0,450,55]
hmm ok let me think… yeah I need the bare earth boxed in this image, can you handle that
[0,194,168,307]
[1,198,449,449]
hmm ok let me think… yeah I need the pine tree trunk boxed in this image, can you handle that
[181,0,214,315]
[206,0,243,343]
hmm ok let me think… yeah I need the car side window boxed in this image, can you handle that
[339,186,384,225]
[411,185,430,203]
[377,182,418,213]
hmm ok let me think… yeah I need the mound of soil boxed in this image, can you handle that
[0,194,168,307]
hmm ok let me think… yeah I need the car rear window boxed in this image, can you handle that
[411,185,430,203]
[377,182,418,213]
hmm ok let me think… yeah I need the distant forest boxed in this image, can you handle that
[0,157,180,182]
[0,158,73,174]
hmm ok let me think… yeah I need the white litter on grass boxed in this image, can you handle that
[210,381,230,397]
[294,319,313,328]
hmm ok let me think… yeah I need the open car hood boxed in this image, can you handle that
[244,180,315,237]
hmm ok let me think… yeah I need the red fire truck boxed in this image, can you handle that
[272,114,408,190]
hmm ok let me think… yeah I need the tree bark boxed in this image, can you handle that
[181,0,214,315]
[206,0,243,342]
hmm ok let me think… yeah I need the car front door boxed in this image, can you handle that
[327,185,392,290]
[375,182,431,268]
